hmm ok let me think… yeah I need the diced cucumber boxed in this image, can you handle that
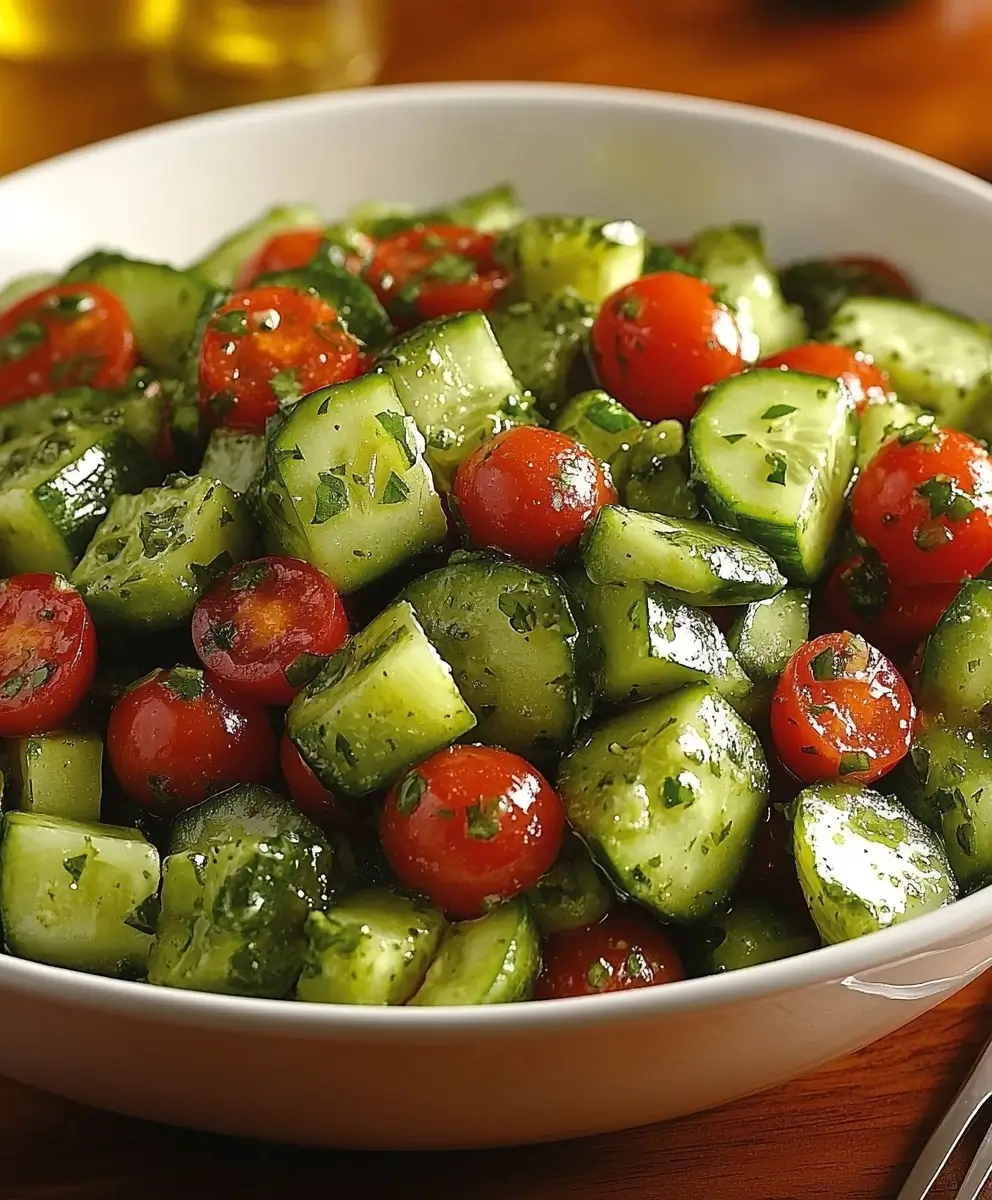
[375,311,535,489]
[689,369,857,583]
[688,224,806,360]
[192,203,322,288]
[503,216,645,307]
[917,580,992,724]
[259,373,446,594]
[296,889,447,1005]
[408,898,541,1006]
[526,831,614,936]
[570,576,752,706]
[552,390,645,465]
[287,601,476,798]
[348,183,523,238]
[253,264,392,351]
[7,730,103,822]
[0,811,160,977]
[0,271,56,312]
[71,473,255,631]
[779,256,916,335]
[199,427,265,495]
[582,506,786,606]
[63,252,222,376]
[614,419,699,520]
[488,294,596,419]
[0,422,158,575]
[168,783,332,862]
[558,684,769,922]
[826,296,992,430]
[791,781,956,945]
[686,895,820,974]
[727,588,810,682]
[401,554,588,762]
[856,398,929,469]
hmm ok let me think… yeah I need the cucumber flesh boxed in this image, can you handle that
[687,895,820,974]
[917,580,992,725]
[504,215,645,307]
[553,391,645,465]
[7,730,103,822]
[856,398,929,469]
[526,831,614,936]
[727,588,810,682]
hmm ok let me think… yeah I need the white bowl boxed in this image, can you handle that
[2,82,992,1151]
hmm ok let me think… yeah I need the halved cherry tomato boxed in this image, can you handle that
[379,744,565,919]
[0,284,136,405]
[0,573,97,737]
[235,227,325,289]
[590,271,745,423]
[106,665,276,815]
[365,225,511,323]
[191,556,348,706]
[279,733,351,828]
[851,427,992,585]
[453,426,616,566]
[197,285,362,433]
[771,631,915,786]
[759,342,890,414]
[534,908,684,1000]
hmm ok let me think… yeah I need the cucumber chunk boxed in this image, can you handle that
[689,369,857,583]
[168,782,330,857]
[614,419,699,520]
[0,377,165,453]
[686,895,820,974]
[488,294,596,419]
[526,831,614,936]
[348,184,523,238]
[375,311,535,489]
[0,811,160,977]
[259,373,446,594]
[856,398,930,469]
[296,889,447,1005]
[503,216,645,307]
[7,730,103,822]
[253,264,392,351]
[0,271,56,312]
[727,588,810,681]
[689,224,806,360]
[582,506,786,606]
[917,580,992,724]
[287,600,476,798]
[779,256,916,335]
[408,898,541,1005]
[192,203,322,288]
[826,296,992,430]
[552,390,644,466]
[558,684,770,922]
[0,422,158,575]
[199,427,265,495]
[71,473,255,631]
[791,781,956,944]
[401,554,588,762]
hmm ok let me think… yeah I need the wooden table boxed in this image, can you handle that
[4,0,992,1196]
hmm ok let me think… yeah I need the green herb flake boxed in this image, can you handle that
[662,776,695,808]
[212,308,249,336]
[381,471,411,505]
[0,319,46,363]
[586,960,610,991]
[62,853,87,885]
[313,918,367,956]
[765,451,788,487]
[229,560,272,591]
[722,433,746,445]
[916,474,976,522]
[189,550,235,593]
[810,647,839,682]
[29,663,55,690]
[761,404,797,420]
[396,770,428,816]
[466,797,503,841]
[956,821,977,857]
[162,666,205,702]
[312,468,350,524]
[335,732,357,767]
[498,592,538,634]
[124,894,161,935]
[375,410,418,466]
[138,503,187,558]
[284,651,329,688]
[586,397,640,433]
[269,366,301,407]
[205,621,237,653]
[839,750,871,776]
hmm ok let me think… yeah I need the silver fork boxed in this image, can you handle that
[899,1030,992,1200]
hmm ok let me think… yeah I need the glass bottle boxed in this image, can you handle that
[0,0,179,58]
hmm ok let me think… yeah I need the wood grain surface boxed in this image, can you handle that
[4,1,992,1196]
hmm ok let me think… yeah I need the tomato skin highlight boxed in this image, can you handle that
[0,573,97,737]
[279,733,351,828]
[106,665,277,816]
[534,908,684,1000]
[758,342,889,414]
[453,426,616,566]
[771,631,915,786]
[851,427,992,585]
[197,285,362,433]
[0,283,137,405]
[191,555,348,707]
[591,271,746,423]
[379,744,566,919]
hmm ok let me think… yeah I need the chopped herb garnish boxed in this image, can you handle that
[375,410,418,466]
[839,750,871,776]
[284,651,329,688]
[586,960,610,990]
[124,894,161,935]
[312,468,349,524]
[396,770,428,816]
[229,560,271,591]
[898,422,939,447]
[916,473,977,522]
[212,308,249,336]
[466,798,503,841]
[269,366,302,407]
[381,471,411,505]
[205,621,237,653]
[956,821,977,857]
[810,647,839,681]
[761,404,797,420]
[335,732,357,766]
[662,776,695,808]
[189,550,235,593]
[722,433,746,445]
[162,666,205,702]
[498,592,538,634]
[585,397,640,433]
[63,854,87,885]
[765,451,788,487]
[0,319,46,363]
[139,503,187,558]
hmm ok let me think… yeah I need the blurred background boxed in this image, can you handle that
[1,0,991,178]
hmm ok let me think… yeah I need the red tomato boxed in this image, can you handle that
[771,631,915,786]
[851,427,992,585]
[0,284,136,405]
[828,255,917,301]
[235,227,325,289]
[191,556,348,707]
[590,272,745,423]
[379,744,566,919]
[759,342,890,414]
[453,426,616,566]
[197,285,362,433]
[365,225,511,323]
[0,573,97,737]
[534,908,684,1000]
[107,665,277,815]
[279,733,351,828]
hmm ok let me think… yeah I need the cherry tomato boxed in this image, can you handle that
[191,556,348,707]
[827,255,917,301]
[197,285,362,433]
[107,665,277,815]
[365,225,511,323]
[379,744,566,919]
[235,227,325,289]
[279,733,351,828]
[0,573,97,737]
[453,426,616,566]
[534,908,684,1000]
[759,342,890,414]
[590,272,745,423]
[0,284,136,405]
[851,427,992,585]
[771,631,915,786]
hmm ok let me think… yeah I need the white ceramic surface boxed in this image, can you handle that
[2,83,992,1150]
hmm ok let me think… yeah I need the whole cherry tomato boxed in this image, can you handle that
[759,342,889,414]
[279,733,351,829]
